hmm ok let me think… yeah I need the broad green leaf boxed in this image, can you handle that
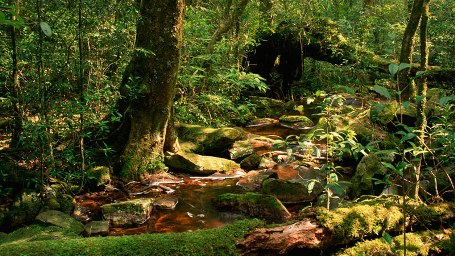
[374,84,392,100]
[307,180,316,194]
[40,21,52,37]
[0,11,5,23]
[401,132,416,141]
[402,101,410,109]
[415,71,426,77]
[388,63,399,76]
[415,95,425,104]
[439,96,455,106]
[383,232,393,245]
[307,97,315,104]
[382,162,396,171]
[398,62,411,71]
[312,146,321,158]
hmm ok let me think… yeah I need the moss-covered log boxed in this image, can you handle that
[237,196,455,255]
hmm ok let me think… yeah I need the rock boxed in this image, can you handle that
[101,198,153,227]
[246,118,279,127]
[177,124,243,155]
[240,154,262,170]
[236,171,276,191]
[165,151,241,175]
[153,198,178,210]
[229,136,274,160]
[86,166,111,189]
[213,192,291,221]
[249,96,297,118]
[349,153,388,198]
[258,157,276,169]
[262,178,323,203]
[35,210,85,234]
[84,221,110,237]
[279,115,314,128]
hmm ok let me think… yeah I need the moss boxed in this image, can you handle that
[0,219,262,256]
[279,115,314,126]
[337,230,449,256]
[316,197,404,242]
[0,225,81,245]
[261,178,321,202]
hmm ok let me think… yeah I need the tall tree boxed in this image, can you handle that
[114,0,185,180]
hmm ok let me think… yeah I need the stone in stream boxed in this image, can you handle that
[84,220,110,237]
[240,154,262,170]
[35,210,85,234]
[101,198,154,227]
[278,115,314,129]
[229,135,274,160]
[164,151,242,175]
[213,192,291,221]
[236,170,276,191]
[153,198,178,210]
[262,178,323,203]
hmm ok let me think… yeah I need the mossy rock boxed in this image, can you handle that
[84,221,110,237]
[213,192,291,221]
[86,166,111,189]
[165,151,241,175]
[249,96,297,118]
[240,154,262,170]
[35,210,85,235]
[237,171,276,191]
[229,135,274,160]
[279,115,314,126]
[262,178,323,203]
[349,153,388,198]
[0,219,262,256]
[177,124,243,156]
[101,198,154,227]
[0,224,81,245]
[3,192,42,230]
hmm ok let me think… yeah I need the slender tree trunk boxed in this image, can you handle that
[398,0,423,100]
[9,1,22,148]
[409,0,431,200]
[208,0,250,51]
[115,0,184,180]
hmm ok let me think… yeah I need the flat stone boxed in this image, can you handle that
[165,151,242,175]
[153,198,178,210]
[101,198,153,227]
[84,220,110,237]
[236,171,276,191]
[36,210,84,234]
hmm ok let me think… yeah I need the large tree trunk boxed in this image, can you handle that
[115,0,184,180]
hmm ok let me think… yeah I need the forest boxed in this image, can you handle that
[0,0,454,255]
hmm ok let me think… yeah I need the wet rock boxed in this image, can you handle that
[84,221,110,237]
[350,153,388,198]
[246,118,279,127]
[86,166,111,189]
[165,151,241,175]
[177,124,243,156]
[153,198,178,210]
[236,171,276,191]
[240,154,262,170]
[213,192,291,221]
[101,198,154,227]
[72,204,93,223]
[262,178,323,203]
[36,210,85,234]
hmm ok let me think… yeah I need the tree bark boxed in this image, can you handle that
[398,0,424,100]
[115,0,184,180]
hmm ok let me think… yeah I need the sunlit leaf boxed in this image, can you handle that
[388,63,399,76]
[40,21,52,37]
[383,232,393,245]
[374,84,392,100]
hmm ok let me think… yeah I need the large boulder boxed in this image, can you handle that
[349,153,388,198]
[262,178,323,203]
[101,198,153,227]
[213,192,291,221]
[165,151,242,175]
[236,171,276,191]
[229,135,274,160]
[86,166,111,189]
[279,115,314,130]
[177,124,243,156]
[35,210,85,234]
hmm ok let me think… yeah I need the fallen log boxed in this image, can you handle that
[236,195,455,255]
